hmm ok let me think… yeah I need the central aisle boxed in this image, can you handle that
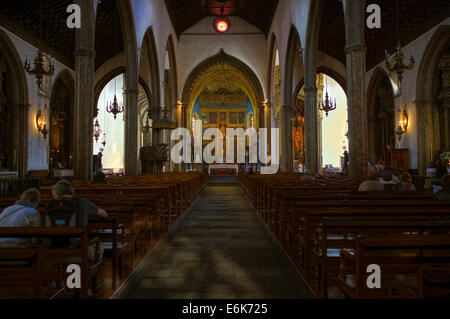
[115,183,314,299]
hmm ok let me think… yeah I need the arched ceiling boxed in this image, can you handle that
[186,62,259,115]
[0,0,124,70]
[164,0,279,35]
[320,0,450,71]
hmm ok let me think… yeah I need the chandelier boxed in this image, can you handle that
[23,1,54,89]
[93,119,102,143]
[24,50,55,89]
[318,76,336,117]
[385,0,415,91]
[106,94,124,119]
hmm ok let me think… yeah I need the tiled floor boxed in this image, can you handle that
[114,183,314,299]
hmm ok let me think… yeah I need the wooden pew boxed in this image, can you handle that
[418,267,450,298]
[338,236,450,299]
[0,247,43,298]
[0,227,101,299]
[313,218,450,298]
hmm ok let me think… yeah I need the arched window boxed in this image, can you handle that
[94,74,125,174]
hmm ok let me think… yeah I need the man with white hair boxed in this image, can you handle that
[45,180,108,261]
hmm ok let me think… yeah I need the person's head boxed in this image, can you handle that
[20,188,40,208]
[441,175,450,191]
[399,172,413,184]
[51,180,74,199]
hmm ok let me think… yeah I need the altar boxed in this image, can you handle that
[208,164,239,175]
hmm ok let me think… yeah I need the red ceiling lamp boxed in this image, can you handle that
[213,1,231,33]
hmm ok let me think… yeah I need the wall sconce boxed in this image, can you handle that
[395,108,408,141]
[36,110,48,139]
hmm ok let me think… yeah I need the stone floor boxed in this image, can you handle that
[114,183,314,299]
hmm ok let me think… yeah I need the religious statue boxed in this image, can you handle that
[376,82,395,152]
[50,84,70,167]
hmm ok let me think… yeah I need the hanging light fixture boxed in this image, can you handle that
[106,94,124,119]
[152,106,177,130]
[101,133,107,148]
[106,4,124,120]
[385,0,415,91]
[24,1,55,89]
[213,1,231,33]
[318,76,337,117]
[93,119,102,143]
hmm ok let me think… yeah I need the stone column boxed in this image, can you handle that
[344,0,368,179]
[303,86,319,173]
[73,0,95,181]
[280,105,294,172]
[124,88,139,176]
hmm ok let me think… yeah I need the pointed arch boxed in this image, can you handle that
[140,27,161,118]
[415,25,450,173]
[366,67,395,161]
[180,49,264,128]
[284,26,303,105]
[0,29,29,176]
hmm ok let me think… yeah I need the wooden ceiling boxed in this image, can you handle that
[0,0,448,72]
[95,0,124,70]
[319,0,450,70]
[0,0,75,68]
[164,0,280,35]
[0,0,124,70]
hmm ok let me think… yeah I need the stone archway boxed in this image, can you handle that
[181,49,265,129]
[367,67,396,163]
[94,66,126,117]
[0,30,29,176]
[416,25,450,174]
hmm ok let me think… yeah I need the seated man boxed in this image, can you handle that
[0,188,41,247]
[436,175,450,200]
[358,172,384,192]
[45,181,108,261]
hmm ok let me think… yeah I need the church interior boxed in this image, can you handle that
[0,0,450,301]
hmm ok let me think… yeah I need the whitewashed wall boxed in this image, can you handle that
[131,0,178,105]
[177,16,267,99]
[365,17,450,169]
[0,26,75,172]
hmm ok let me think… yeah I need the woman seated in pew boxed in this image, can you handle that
[0,188,41,248]
[45,181,108,262]
[398,172,416,192]
[436,175,450,200]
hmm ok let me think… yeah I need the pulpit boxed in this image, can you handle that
[384,147,409,172]
[140,144,169,174]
